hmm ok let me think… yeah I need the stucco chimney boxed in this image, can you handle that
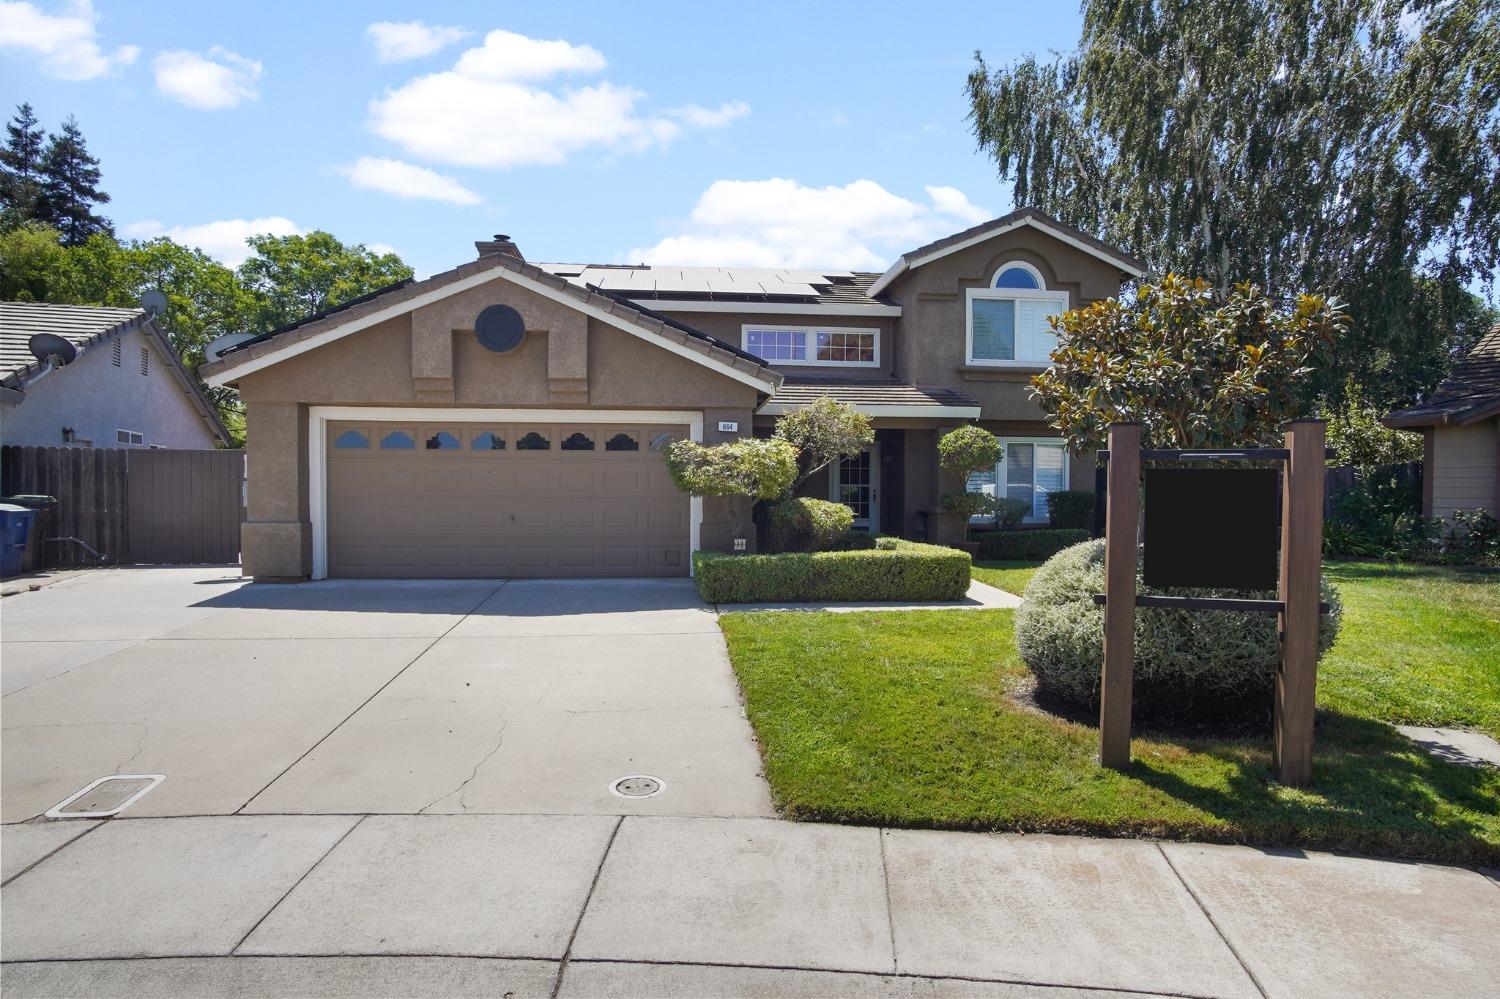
[475,234,523,261]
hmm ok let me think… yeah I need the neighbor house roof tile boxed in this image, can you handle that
[1385,324,1500,427]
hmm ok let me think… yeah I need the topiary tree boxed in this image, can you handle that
[1014,539,1341,720]
[1032,276,1349,451]
[937,425,1004,539]
[774,397,874,490]
[664,437,798,544]
[767,496,854,552]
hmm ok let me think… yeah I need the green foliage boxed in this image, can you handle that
[767,496,853,553]
[937,424,1003,476]
[938,490,996,524]
[0,103,46,226]
[665,437,798,538]
[1045,490,1095,529]
[237,231,413,330]
[966,0,1500,410]
[773,397,874,490]
[1015,540,1341,717]
[693,539,971,603]
[1325,390,1423,470]
[975,528,1088,561]
[992,496,1031,529]
[0,222,65,300]
[1324,475,1430,560]
[1444,510,1500,567]
[37,115,111,245]
[1034,276,1347,451]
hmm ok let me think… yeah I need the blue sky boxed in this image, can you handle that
[1,1,1083,277]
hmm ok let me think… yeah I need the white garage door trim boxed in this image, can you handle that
[308,406,704,580]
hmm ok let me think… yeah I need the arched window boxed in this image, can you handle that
[605,432,640,452]
[471,431,506,450]
[379,430,416,449]
[516,431,550,451]
[333,429,369,449]
[561,431,595,451]
[992,262,1044,289]
[425,431,461,450]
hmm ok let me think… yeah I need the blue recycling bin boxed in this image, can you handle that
[0,503,36,579]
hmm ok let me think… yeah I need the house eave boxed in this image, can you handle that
[756,401,982,419]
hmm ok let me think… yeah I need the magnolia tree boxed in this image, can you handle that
[774,397,874,488]
[937,425,1004,540]
[663,437,798,542]
[1032,276,1349,450]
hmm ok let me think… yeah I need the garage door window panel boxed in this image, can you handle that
[379,429,417,449]
[516,430,551,451]
[425,430,461,450]
[334,429,370,449]
[471,430,507,450]
[561,430,595,451]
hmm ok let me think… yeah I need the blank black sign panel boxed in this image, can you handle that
[1143,468,1280,590]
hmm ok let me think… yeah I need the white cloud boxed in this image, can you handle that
[337,156,483,205]
[366,20,470,63]
[666,101,750,128]
[153,46,262,110]
[624,178,993,270]
[367,29,746,168]
[0,0,137,80]
[122,216,302,267]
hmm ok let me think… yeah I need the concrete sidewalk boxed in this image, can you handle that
[3,812,1496,998]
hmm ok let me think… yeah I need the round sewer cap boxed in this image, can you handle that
[610,775,665,798]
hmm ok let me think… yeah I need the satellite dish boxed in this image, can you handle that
[475,304,525,353]
[204,332,255,360]
[28,333,79,366]
[140,289,169,317]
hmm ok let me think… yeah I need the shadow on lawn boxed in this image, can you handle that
[1322,559,1500,583]
[1131,711,1500,863]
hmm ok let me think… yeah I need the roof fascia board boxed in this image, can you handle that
[867,216,1146,297]
[205,265,779,392]
[758,401,981,419]
[627,299,902,317]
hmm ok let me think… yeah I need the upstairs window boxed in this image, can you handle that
[743,326,878,367]
[966,262,1069,367]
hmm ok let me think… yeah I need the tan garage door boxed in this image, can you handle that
[326,420,690,578]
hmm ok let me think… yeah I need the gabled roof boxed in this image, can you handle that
[200,250,783,393]
[1385,324,1500,428]
[866,207,1147,297]
[758,376,981,418]
[1,301,233,446]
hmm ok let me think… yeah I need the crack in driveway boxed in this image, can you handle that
[418,719,509,814]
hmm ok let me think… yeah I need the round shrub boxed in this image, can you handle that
[767,496,854,552]
[1014,540,1342,718]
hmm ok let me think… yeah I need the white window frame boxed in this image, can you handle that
[740,324,880,368]
[964,261,1069,368]
[116,429,144,446]
[995,437,1071,524]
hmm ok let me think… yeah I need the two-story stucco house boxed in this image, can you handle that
[2,302,231,450]
[199,209,1143,581]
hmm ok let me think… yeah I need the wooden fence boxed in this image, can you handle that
[0,446,245,569]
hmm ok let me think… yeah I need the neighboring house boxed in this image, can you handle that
[200,211,1143,581]
[1,302,231,450]
[1384,324,1500,521]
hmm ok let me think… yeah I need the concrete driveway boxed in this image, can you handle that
[2,567,772,822]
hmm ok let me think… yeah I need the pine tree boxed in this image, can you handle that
[39,115,112,245]
[0,103,47,224]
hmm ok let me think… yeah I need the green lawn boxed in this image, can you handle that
[720,599,1500,864]
[1319,561,1500,738]
[971,560,1043,596]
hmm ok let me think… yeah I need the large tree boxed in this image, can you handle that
[0,103,47,225]
[237,231,413,330]
[38,115,112,244]
[966,0,1499,409]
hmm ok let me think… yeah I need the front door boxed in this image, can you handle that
[831,445,880,532]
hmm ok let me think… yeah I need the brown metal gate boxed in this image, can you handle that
[125,449,245,565]
[0,446,245,568]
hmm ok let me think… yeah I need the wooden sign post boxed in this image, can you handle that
[1095,419,1327,785]
[1273,420,1326,786]
[1099,423,1141,769]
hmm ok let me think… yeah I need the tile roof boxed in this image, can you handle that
[767,376,979,411]
[1386,324,1500,427]
[1,302,145,382]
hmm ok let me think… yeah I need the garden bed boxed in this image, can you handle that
[693,539,970,604]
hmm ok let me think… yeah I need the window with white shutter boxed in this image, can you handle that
[965,262,1069,366]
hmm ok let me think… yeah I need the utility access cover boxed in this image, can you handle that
[46,775,165,818]
[610,775,664,798]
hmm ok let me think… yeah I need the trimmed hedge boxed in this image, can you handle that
[694,538,971,603]
[1046,490,1096,529]
[767,496,853,552]
[975,528,1089,561]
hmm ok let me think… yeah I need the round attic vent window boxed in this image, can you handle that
[475,304,525,353]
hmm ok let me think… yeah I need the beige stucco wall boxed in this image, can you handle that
[1431,419,1498,520]
[234,275,765,579]
[887,228,1128,417]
